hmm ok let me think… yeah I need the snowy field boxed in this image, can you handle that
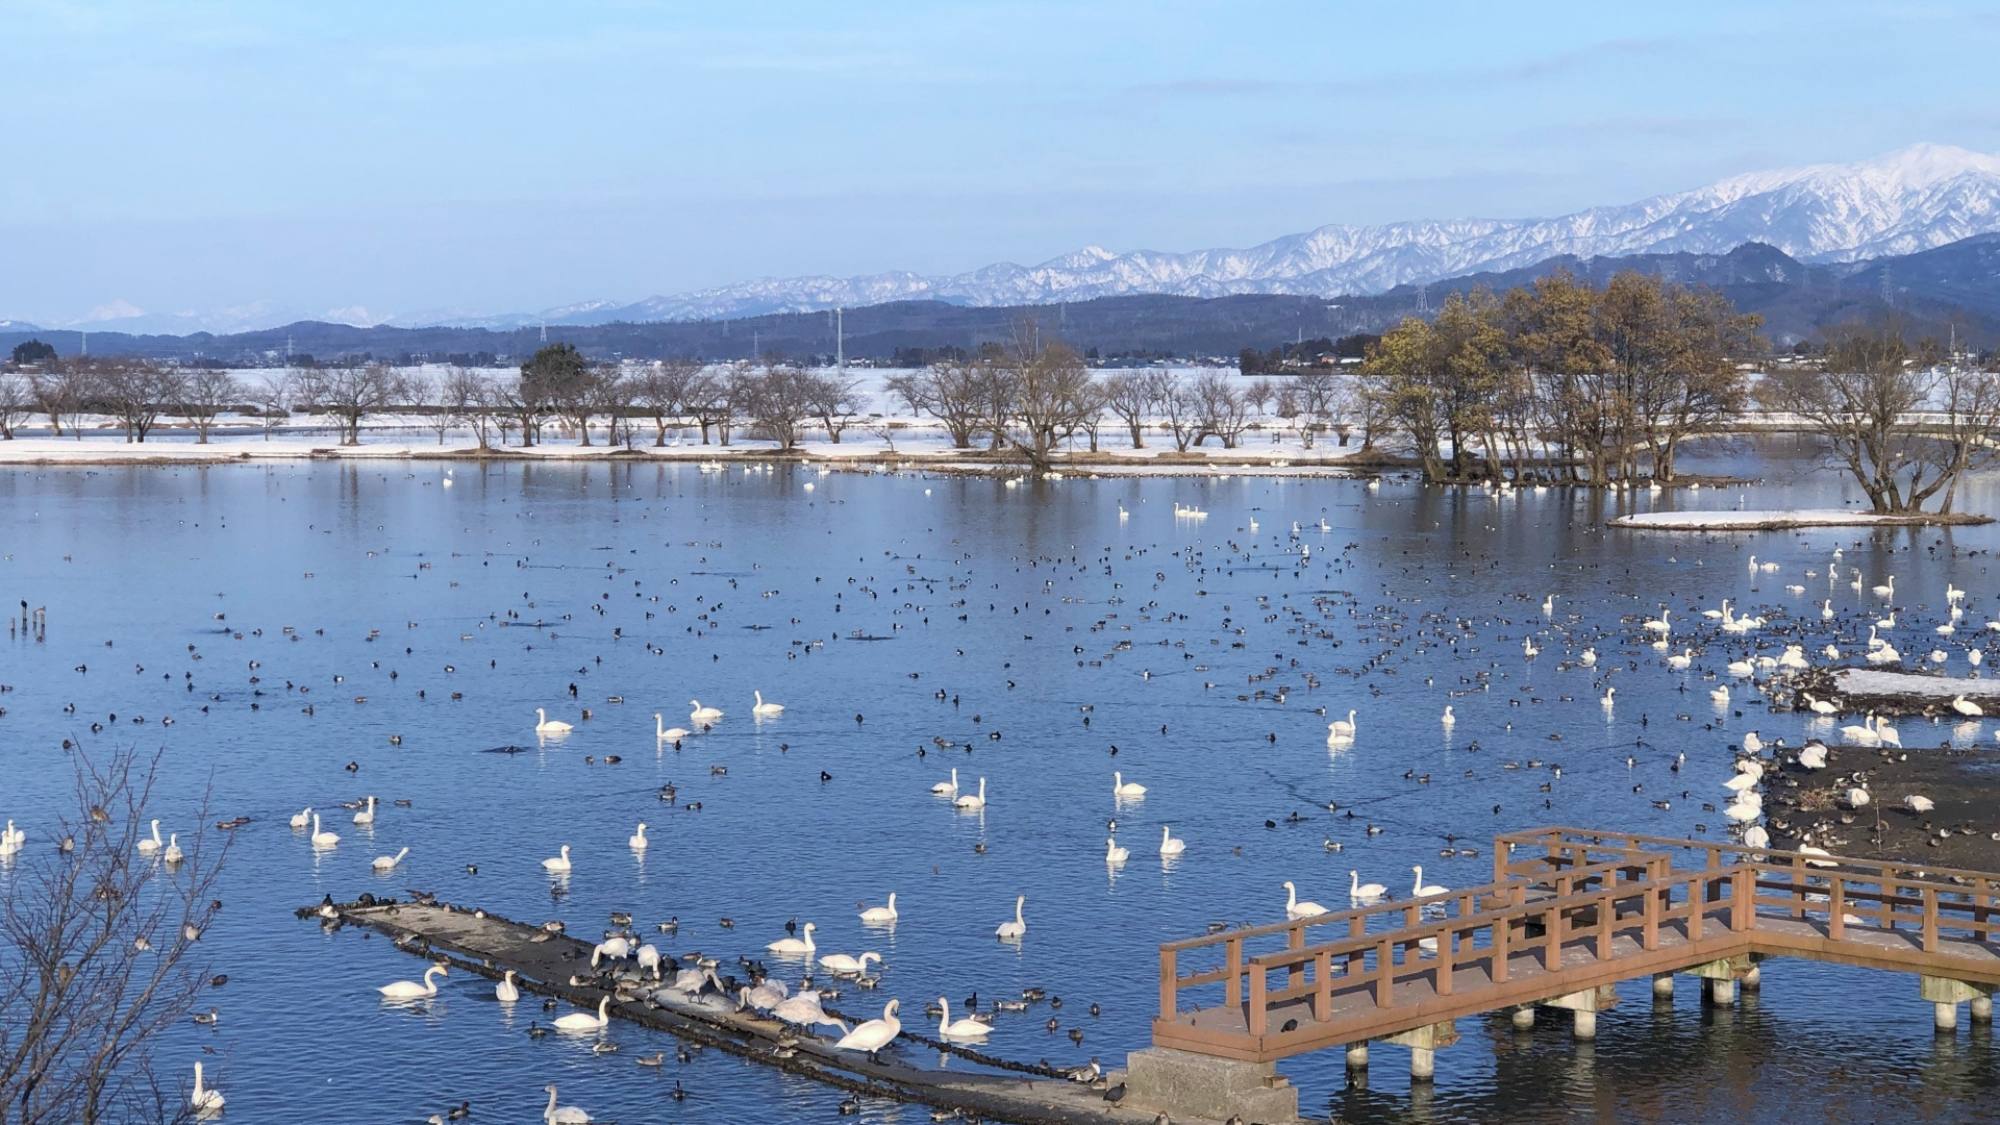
[1609,510,1976,530]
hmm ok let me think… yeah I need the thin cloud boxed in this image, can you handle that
[1123,36,1677,100]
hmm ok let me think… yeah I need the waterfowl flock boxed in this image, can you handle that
[8,465,2000,1120]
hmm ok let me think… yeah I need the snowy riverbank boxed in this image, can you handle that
[1611,509,1993,531]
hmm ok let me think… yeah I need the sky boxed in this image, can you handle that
[6,0,2000,329]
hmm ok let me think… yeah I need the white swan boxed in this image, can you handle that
[752,690,784,717]
[996,895,1027,939]
[534,707,573,734]
[768,921,816,955]
[689,699,723,724]
[818,950,880,977]
[163,833,184,864]
[352,795,376,825]
[1643,607,1671,635]
[190,1060,225,1115]
[931,767,959,796]
[772,990,848,1033]
[542,844,572,873]
[543,1085,590,1124]
[1872,575,1895,598]
[1350,870,1387,901]
[1327,709,1357,740]
[1442,704,1456,727]
[1668,648,1693,671]
[1953,696,1985,718]
[552,996,611,1032]
[1160,825,1186,856]
[371,846,409,871]
[859,893,898,924]
[1112,771,1147,797]
[834,999,901,1053]
[628,822,649,850]
[1804,693,1837,716]
[1105,836,1129,865]
[937,996,992,1040]
[137,818,163,855]
[1906,794,1936,814]
[1798,743,1829,770]
[654,714,690,741]
[954,778,987,810]
[496,969,520,1002]
[310,812,339,849]
[1283,880,1327,919]
[289,806,312,829]
[379,963,447,999]
[1411,866,1448,898]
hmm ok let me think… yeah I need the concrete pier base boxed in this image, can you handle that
[1652,973,1674,999]
[1511,1006,1536,1030]
[1742,964,1762,991]
[1708,977,1736,1004]
[1122,1047,1298,1123]
[1541,984,1616,1041]
[1384,1021,1458,1083]
[1937,1002,1959,1031]
[1918,975,1993,1036]
[1572,1009,1597,1039]
[1974,996,1993,1023]
[1345,1043,1369,1070]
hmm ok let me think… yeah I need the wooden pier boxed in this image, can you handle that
[1139,825,2000,1109]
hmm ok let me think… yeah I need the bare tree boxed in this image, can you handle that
[0,372,31,438]
[29,363,94,440]
[689,368,736,446]
[492,371,547,447]
[252,371,292,441]
[295,362,404,446]
[1243,377,1276,418]
[174,369,241,445]
[804,371,863,443]
[887,361,991,449]
[1157,373,1202,452]
[0,748,228,1124]
[405,372,460,445]
[1100,371,1159,450]
[734,365,815,450]
[441,367,491,449]
[95,362,183,444]
[986,324,1102,469]
[634,360,701,446]
[590,364,632,447]
[1190,371,1250,448]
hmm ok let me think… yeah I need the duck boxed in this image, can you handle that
[689,699,723,724]
[1283,880,1327,919]
[379,963,448,999]
[542,844,572,873]
[752,691,784,717]
[310,813,339,849]
[496,969,521,1002]
[553,996,611,1032]
[768,922,816,955]
[937,996,992,1041]
[628,822,649,850]
[654,714,691,741]
[834,999,901,1053]
[1112,772,1147,798]
[371,846,410,872]
[954,778,988,810]
[818,950,880,977]
[1349,870,1387,901]
[859,894,898,924]
[534,708,574,734]
[996,895,1027,940]
[1159,825,1186,856]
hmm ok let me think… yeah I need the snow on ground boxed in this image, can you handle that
[1612,510,1933,530]
[1832,668,2000,700]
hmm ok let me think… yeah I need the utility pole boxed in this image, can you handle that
[835,307,845,369]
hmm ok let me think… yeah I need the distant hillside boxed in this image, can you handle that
[8,236,2000,365]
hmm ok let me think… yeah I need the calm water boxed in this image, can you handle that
[4,441,1999,1124]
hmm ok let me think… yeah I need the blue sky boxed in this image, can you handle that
[5,0,1998,326]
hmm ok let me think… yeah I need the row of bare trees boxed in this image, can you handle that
[0,362,249,444]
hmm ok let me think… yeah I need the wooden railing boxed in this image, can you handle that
[1158,827,2000,1056]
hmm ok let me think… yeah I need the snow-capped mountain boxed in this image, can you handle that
[529,142,2000,324]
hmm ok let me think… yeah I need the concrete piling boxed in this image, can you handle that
[1384,1021,1458,1083]
[1973,996,1993,1023]
[1652,973,1674,999]
[1510,1006,1536,1030]
[1345,1043,1369,1070]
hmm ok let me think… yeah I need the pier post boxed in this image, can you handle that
[1708,978,1736,1004]
[1685,955,1750,1006]
[1510,1006,1535,1030]
[1540,985,1616,1041]
[1345,1043,1369,1070]
[1122,1048,1298,1123]
[1918,976,1992,1035]
[1742,963,1762,991]
[1652,973,1674,999]
[1974,996,1993,1024]
[1383,1021,1458,1083]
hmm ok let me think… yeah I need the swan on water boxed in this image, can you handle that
[1327,709,1357,740]
[1601,687,1616,708]
[138,818,162,855]
[818,950,880,977]
[1350,870,1387,901]
[1710,685,1730,705]
[371,846,409,871]
[937,996,993,1040]
[654,714,690,741]
[1112,772,1147,797]
[752,691,784,717]
[163,833,184,864]
[1160,825,1186,856]
[1872,575,1895,598]
[1643,607,1671,635]
[1442,705,1456,727]
[995,895,1027,939]
[353,796,377,826]
[1668,648,1693,671]
[930,768,959,796]
[534,708,574,734]
[689,699,723,724]
[1411,866,1448,898]
[834,999,901,1053]
[954,778,987,810]
[1803,694,1837,716]
[1283,880,1327,919]
[542,844,572,873]
[496,969,520,1002]
[1953,696,1985,718]
[768,921,816,955]
[859,894,898,924]
[553,996,611,1032]
[1743,732,1764,754]
[310,813,339,849]
[1742,825,1770,849]
[543,1085,590,1124]
[628,822,649,850]
[1105,837,1129,865]
[190,1061,225,1116]
[289,806,312,829]
[379,963,448,999]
